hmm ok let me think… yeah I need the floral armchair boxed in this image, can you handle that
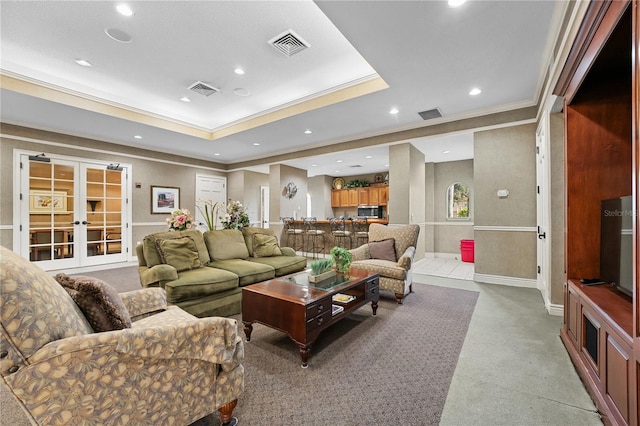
[0,247,244,425]
[349,224,420,304]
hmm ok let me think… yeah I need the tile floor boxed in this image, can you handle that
[413,256,475,280]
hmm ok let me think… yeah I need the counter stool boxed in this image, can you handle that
[330,217,352,249]
[303,217,325,258]
[352,216,369,248]
[282,217,304,253]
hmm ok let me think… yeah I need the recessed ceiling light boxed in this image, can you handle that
[214,153,220,156]
[448,0,467,7]
[365,155,372,159]
[105,28,132,43]
[75,59,92,67]
[304,130,312,134]
[335,170,341,173]
[180,96,191,103]
[233,88,251,97]
[253,143,260,146]
[442,150,451,154]
[311,164,318,167]
[336,160,343,163]
[469,88,482,96]
[134,135,142,139]
[389,107,399,115]
[384,164,389,167]
[116,4,134,16]
[234,67,245,75]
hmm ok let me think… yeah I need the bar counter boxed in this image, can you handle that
[280,218,388,255]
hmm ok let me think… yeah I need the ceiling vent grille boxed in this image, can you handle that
[418,108,443,120]
[268,29,310,57]
[188,81,220,97]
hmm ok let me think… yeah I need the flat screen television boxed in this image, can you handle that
[600,196,634,296]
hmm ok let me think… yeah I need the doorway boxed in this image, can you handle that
[16,151,130,270]
[195,174,227,231]
[536,115,551,307]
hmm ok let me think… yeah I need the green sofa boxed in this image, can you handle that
[136,227,306,317]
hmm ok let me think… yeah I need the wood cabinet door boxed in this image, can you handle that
[340,189,349,207]
[379,186,389,205]
[348,189,358,206]
[369,187,380,205]
[358,188,369,206]
[331,190,341,207]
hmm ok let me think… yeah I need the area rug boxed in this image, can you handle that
[193,283,479,425]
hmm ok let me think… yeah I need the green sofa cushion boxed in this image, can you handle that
[155,236,201,272]
[248,255,307,277]
[208,259,275,286]
[241,227,276,257]
[253,234,283,257]
[163,267,239,303]
[204,229,250,260]
[143,230,210,267]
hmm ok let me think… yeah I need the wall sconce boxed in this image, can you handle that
[28,153,50,163]
[107,163,123,171]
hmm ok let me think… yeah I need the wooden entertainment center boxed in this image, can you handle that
[555,1,639,425]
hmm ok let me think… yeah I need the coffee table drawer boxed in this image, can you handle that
[307,310,331,332]
[306,300,331,318]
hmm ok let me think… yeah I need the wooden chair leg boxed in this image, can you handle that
[218,399,238,425]
[395,293,404,304]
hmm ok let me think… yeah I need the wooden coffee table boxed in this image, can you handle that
[242,268,379,367]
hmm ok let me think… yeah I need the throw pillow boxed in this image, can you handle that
[154,236,201,272]
[253,233,283,257]
[204,229,250,260]
[368,238,397,262]
[55,274,132,332]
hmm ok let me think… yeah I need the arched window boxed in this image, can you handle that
[447,182,470,219]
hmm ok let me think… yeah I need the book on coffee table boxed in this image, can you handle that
[332,293,355,303]
[332,304,344,316]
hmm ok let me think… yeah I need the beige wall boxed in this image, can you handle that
[308,175,334,219]
[474,124,537,279]
[550,113,565,304]
[0,126,226,252]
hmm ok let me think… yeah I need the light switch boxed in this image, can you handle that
[497,189,509,198]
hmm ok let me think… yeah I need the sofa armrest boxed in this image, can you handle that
[138,264,178,287]
[280,247,296,256]
[121,288,167,320]
[349,244,371,261]
[397,246,416,270]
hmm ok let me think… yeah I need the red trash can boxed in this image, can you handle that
[460,239,474,263]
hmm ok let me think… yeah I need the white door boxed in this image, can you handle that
[18,153,129,269]
[260,186,270,228]
[536,115,551,306]
[195,174,226,231]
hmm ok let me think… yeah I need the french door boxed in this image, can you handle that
[18,153,130,269]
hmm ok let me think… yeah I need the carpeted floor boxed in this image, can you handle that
[2,268,478,425]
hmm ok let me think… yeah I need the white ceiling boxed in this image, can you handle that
[0,0,560,178]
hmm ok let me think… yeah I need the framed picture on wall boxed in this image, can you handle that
[30,190,68,214]
[151,186,179,214]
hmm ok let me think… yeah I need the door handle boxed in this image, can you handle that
[71,221,80,225]
[538,232,546,240]
[82,221,90,225]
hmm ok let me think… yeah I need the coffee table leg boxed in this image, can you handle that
[243,322,253,341]
[371,300,378,315]
[299,345,311,368]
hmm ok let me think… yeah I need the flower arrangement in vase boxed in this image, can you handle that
[219,200,250,230]
[196,199,219,231]
[166,209,193,231]
[330,246,352,275]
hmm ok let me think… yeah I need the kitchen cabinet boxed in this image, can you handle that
[331,185,389,208]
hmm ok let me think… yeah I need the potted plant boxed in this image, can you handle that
[330,246,352,275]
[308,258,335,283]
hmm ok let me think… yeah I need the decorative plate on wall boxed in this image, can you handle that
[332,177,345,190]
[282,182,298,199]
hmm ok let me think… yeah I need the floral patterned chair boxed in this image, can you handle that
[349,223,421,304]
[0,247,244,425]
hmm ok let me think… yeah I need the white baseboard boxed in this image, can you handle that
[547,303,564,317]
[423,252,460,259]
[473,273,537,288]
[50,260,138,276]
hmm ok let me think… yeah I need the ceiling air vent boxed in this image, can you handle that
[418,108,443,120]
[188,81,220,97]
[268,29,310,57]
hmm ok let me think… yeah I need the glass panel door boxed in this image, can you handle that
[81,164,127,265]
[27,158,78,269]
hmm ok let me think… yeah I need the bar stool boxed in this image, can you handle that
[282,217,304,253]
[352,216,369,248]
[330,217,352,249]
[303,217,325,258]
